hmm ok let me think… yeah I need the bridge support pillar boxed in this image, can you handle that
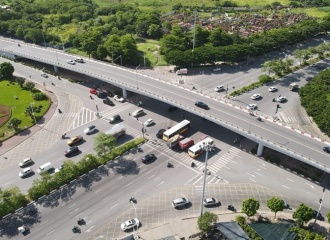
[53,65,58,73]
[257,143,264,157]
[122,88,127,98]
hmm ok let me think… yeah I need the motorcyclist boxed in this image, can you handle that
[257,116,262,121]
[167,161,172,167]
[61,132,66,139]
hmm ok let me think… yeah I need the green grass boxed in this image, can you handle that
[136,39,168,66]
[291,7,330,18]
[0,80,51,141]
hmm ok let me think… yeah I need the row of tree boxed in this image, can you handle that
[299,69,330,136]
[198,196,330,237]
[0,133,144,218]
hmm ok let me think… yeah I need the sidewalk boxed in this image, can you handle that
[0,83,57,156]
[138,211,330,240]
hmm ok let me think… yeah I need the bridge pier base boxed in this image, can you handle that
[53,65,58,73]
[257,143,264,157]
[122,88,127,98]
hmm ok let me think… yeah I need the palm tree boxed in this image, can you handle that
[7,118,22,132]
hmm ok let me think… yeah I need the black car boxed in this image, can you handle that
[142,154,156,164]
[97,91,107,99]
[168,106,178,112]
[64,146,79,157]
[323,146,330,153]
[156,129,166,139]
[103,97,114,106]
[195,101,209,109]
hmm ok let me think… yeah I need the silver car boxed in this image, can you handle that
[121,218,139,231]
[203,198,220,207]
[19,167,33,178]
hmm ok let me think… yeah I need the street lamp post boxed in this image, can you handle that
[200,142,213,216]
[312,188,326,227]
[136,64,141,89]
[129,197,139,239]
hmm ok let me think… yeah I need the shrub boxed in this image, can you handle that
[33,93,48,101]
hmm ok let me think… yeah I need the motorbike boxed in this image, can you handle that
[72,226,80,233]
[89,95,93,99]
[61,133,66,139]
[272,98,276,102]
[77,218,85,225]
[137,147,143,152]
[167,162,173,168]
[191,162,195,167]
[51,82,55,86]
[17,43,20,47]
[227,205,235,211]
[58,109,62,114]
[257,116,262,122]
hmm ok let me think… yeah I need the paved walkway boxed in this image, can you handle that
[137,211,330,240]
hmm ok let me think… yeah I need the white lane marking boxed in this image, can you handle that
[306,183,315,189]
[135,189,141,194]
[46,230,55,236]
[254,172,262,176]
[69,208,79,215]
[153,177,160,181]
[102,196,109,202]
[157,181,164,187]
[281,185,290,189]
[40,220,49,225]
[85,225,95,233]
[94,188,102,194]
[287,178,294,182]
[125,181,133,187]
[193,176,204,185]
[75,212,84,218]
[118,176,123,180]
[147,174,155,180]
[68,204,76,209]
[86,220,92,225]
[249,178,256,182]
[111,204,118,209]
[247,172,256,178]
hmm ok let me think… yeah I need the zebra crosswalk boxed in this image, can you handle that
[186,174,226,186]
[208,147,240,174]
[100,104,132,122]
[70,107,97,130]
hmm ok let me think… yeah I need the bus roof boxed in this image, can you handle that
[188,137,213,152]
[163,120,190,137]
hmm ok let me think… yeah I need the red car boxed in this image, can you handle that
[90,88,98,94]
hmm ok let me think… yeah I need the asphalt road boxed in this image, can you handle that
[0,38,329,172]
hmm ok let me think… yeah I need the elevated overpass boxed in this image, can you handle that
[1,38,329,173]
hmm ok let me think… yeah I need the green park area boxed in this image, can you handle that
[0,80,51,142]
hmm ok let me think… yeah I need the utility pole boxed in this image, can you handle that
[192,11,197,68]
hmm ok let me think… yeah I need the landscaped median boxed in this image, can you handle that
[0,137,146,219]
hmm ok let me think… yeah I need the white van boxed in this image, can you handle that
[38,162,52,174]
[132,109,144,117]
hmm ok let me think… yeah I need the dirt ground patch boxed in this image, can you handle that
[0,105,11,128]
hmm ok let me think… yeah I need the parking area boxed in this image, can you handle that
[87,183,297,240]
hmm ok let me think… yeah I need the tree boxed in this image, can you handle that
[292,203,314,226]
[242,198,260,218]
[24,82,35,91]
[96,45,108,60]
[0,62,14,79]
[0,187,28,217]
[267,197,285,218]
[7,118,22,132]
[197,211,218,234]
[15,78,25,88]
[94,133,116,156]
[327,211,330,224]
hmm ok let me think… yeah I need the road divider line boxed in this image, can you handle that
[147,174,155,180]
[135,189,141,194]
[75,212,84,218]
[254,172,262,176]
[125,182,133,187]
[247,172,256,178]
[111,204,118,209]
[249,178,256,182]
[46,230,55,236]
[94,188,102,194]
[68,204,76,209]
[156,181,164,186]
[153,177,160,181]
[281,185,290,189]
[69,208,79,215]
[287,178,294,182]
[40,220,49,225]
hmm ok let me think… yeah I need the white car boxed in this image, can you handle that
[67,60,75,65]
[246,104,257,110]
[41,72,48,78]
[203,198,220,207]
[214,85,224,92]
[251,93,261,100]
[121,218,139,231]
[55,165,63,173]
[144,119,154,126]
[19,167,33,178]
[113,95,125,102]
[19,158,33,167]
[268,86,277,92]
[18,225,28,233]
[84,125,96,134]
[213,67,221,72]
[277,96,287,102]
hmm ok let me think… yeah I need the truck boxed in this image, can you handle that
[289,83,299,91]
[176,68,188,75]
[178,138,194,151]
[166,134,184,149]
[105,123,126,139]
